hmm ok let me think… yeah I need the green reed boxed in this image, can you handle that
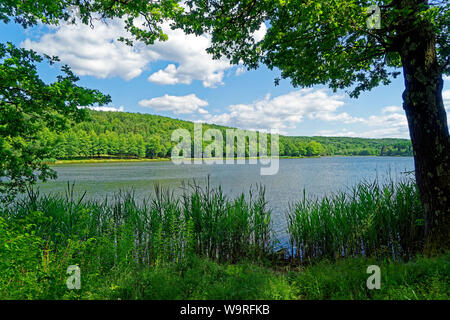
[1,179,425,270]
[1,180,274,269]
[181,181,273,263]
[286,180,424,264]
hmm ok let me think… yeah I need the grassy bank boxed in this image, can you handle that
[45,155,403,165]
[0,181,447,299]
[46,158,171,165]
[101,253,450,299]
[48,156,296,165]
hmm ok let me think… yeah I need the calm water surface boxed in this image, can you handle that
[37,157,414,240]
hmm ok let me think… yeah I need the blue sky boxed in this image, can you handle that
[2,18,449,138]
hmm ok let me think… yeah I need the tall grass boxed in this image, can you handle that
[1,179,424,269]
[1,180,274,270]
[286,180,424,264]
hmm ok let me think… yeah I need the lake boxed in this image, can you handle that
[37,156,415,241]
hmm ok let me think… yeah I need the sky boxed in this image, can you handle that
[1,18,449,139]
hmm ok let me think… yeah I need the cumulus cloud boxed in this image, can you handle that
[22,19,156,80]
[348,94,450,138]
[316,127,409,139]
[315,129,359,137]
[22,18,256,87]
[147,21,266,87]
[201,89,362,133]
[194,88,417,139]
[365,112,407,128]
[315,105,410,138]
[145,25,231,87]
[138,94,209,114]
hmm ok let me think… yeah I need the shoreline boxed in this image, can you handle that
[48,156,288,165]
[46,154,412,165]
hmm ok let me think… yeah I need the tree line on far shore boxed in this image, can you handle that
[37,110,413,161]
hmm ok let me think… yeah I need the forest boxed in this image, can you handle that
[38,110,413,161]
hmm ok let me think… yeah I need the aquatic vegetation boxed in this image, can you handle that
[287,180,424,263]
[1,181,274,267]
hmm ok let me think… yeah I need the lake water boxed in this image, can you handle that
[37,157,415,241]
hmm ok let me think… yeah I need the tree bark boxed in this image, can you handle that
[399,16,450,254]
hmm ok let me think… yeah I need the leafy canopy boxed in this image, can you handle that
[0,43,111,197]
[172,0,448,97]
[0,0,186,197]
[0,3,116,197]
[5,0,447,98]
[0,0,181,44]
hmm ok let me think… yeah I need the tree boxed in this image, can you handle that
[118,135,130,157]
[147,136,162,159]
[381,145,388,156]
[97,133,109,157]
[297,141,307,156]
[106,131,120,156]
[0,43,110,198]
[88,130,99,157]
[77,130,92,157]
[135,134,146,158]
[306,141,323,156]
[167,0,449,253]
[0,0,180,198]
[64,130,80,158]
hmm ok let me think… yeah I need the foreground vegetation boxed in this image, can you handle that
[3,251,447,300]
[1,180,448,300]
[287,181,424,263]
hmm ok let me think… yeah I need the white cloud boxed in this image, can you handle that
[146,25,231,88]
[316,126,410,139]
[200,89,410,138]
[352,93,450,138]
[235,66,246,76]
[365,112,408,128]
[201,89,362,133]
[194,87,413,138]
[443,90,450,111]
[315,104,410,138]
[148,64,180,85]
[21,18,246,87]
[382,105,402,113]
[253,22,267,42]
[22,20,155,80]
[138,94,208,114]
[315,129,359,137]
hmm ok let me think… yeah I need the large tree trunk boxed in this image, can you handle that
[399,15,450,254]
